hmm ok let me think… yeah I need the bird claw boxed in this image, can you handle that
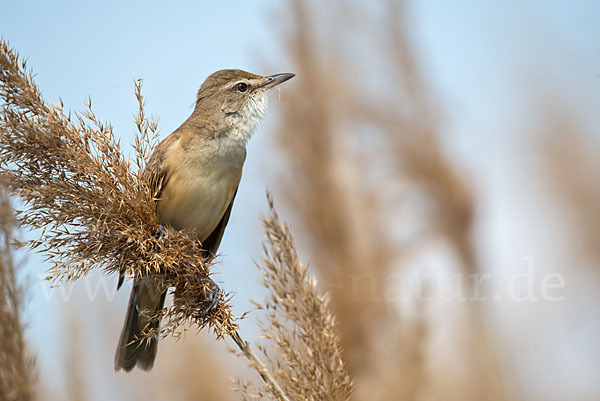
[155,224,168,241]
[196,281,221,319]
[154,224,220,319]
[152,224,169,252]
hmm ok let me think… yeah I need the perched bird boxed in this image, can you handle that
[114,69,295,372]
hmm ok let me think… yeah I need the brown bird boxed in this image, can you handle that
[114,69,295,372]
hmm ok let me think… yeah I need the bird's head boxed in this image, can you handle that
[193,69,294,142]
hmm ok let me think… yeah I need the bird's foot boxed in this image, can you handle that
[196,280,221,319]
[153,224,169,252]
[155,224,168,241]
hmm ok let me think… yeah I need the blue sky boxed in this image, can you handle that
[2,1,600,400]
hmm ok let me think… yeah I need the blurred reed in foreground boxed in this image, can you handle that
[0,191,36,401]
[538,107,600,264]
[271,0,508,400]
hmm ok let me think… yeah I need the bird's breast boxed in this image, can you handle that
[156,156,242,242]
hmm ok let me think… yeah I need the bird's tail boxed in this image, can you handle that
[114,277,167,372]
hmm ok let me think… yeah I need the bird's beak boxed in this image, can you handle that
[258,73,295,89]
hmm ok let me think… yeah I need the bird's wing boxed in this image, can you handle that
[201,186,238,258]
[144,134,177,202]
[117,135,176,290]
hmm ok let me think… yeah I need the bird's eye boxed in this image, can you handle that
[236,82,248,92]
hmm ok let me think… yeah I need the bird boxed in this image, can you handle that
[114,69,295,372]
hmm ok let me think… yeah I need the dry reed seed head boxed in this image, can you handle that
[0,39,236,339]
[237,194,352,401]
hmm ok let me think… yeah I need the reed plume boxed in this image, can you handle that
[237,195,353,401]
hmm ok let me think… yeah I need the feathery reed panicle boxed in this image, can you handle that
[237,195,352,401]
[0,191,36,401]
[0,39,234,339]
